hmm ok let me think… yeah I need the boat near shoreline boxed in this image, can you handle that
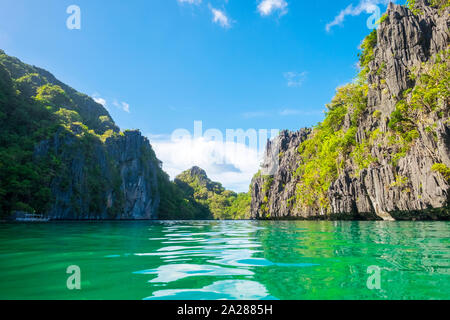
[12,212,50,222]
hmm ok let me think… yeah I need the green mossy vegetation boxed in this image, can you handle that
[407,0,449,15]
[293,82,367,212]
[0,49,251,220]
[432,163,450,181]
[358,29,377,80]
[0,49,135,218]
[284,24,449,215]
[160,167,251,220]
[388,48,449,165]
[0,55,60,216]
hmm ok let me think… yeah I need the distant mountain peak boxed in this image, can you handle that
[187,166,208,178]
[176,166,215,190]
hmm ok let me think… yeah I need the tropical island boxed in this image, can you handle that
[0,0,448,221]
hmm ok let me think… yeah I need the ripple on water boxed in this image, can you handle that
[144,280,276,300]
[134,264,254,283]
[1,221,449,299]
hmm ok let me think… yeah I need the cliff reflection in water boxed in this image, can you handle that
[0,221,449,300]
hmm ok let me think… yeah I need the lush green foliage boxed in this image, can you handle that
[358,30,377,80]
[157,170,211,220]
[407,0,449,15]
[377,14,388,25]
[432,163,450,181]
[0,50,124,217]
[158,167,251,220]
[388,49,449,164]
[293,83,367,211]
[287,34,448,215]
[0,49,251,219]
[407,0,424,15]
[0,59,55,215]
[224,192,252,220]
[430,0,450,9]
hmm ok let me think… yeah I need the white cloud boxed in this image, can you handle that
[177,0,202,5]
[122,102,130,113]
[283,71,307,87]
[93,97,107,108]
[326,0,391,32]
[257,0,288,17]
[92,93,109,110]
[210,7,231,28]
[113,100,130,113]
[149,134,265,192]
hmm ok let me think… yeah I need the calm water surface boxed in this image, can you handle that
[0,221,449,300]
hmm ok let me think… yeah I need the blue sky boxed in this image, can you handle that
[0,0,400,192]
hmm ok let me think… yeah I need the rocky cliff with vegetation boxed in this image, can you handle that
[0,49,165,219]
[159,167,251,220]
[251,0,449,221]
[0,50,250,220]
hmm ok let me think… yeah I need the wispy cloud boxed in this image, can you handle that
[283,71,307,87]
[210,7,232,28]
[326,0,391,32]
[92,93,108,110]
[113,100,130,113]
[148,133,172,141]
[177,0,202,5]
[257,0,288,17]
[92,94,131,113]
[93,97,107,107]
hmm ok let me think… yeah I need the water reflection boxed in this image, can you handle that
[135,221,275,299]
[252,221,450,300]
[1,221,448,299]
[136,221,320,300]
[135,264,254,283]
[144,280,274,300]
[133,221,450,300]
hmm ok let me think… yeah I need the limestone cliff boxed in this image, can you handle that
[0,50,162,219]
[33,129,161,220]
[251,1,449,221]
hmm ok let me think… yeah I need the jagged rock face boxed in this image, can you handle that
[106,131,160,220]
[368,1,449,114]
[251,129,311,219]
[35,130,160,220]
[251,2,449,221]
[0,48,162,219]
[331,1,450,220]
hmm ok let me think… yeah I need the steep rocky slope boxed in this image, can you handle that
[0,50,250,220]
[33,129,161,219]
[0,50,162,219]
[251,1,449,221]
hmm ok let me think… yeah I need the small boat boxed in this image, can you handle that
[14,212,50,222]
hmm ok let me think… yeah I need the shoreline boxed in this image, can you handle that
[2,206,449,223]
